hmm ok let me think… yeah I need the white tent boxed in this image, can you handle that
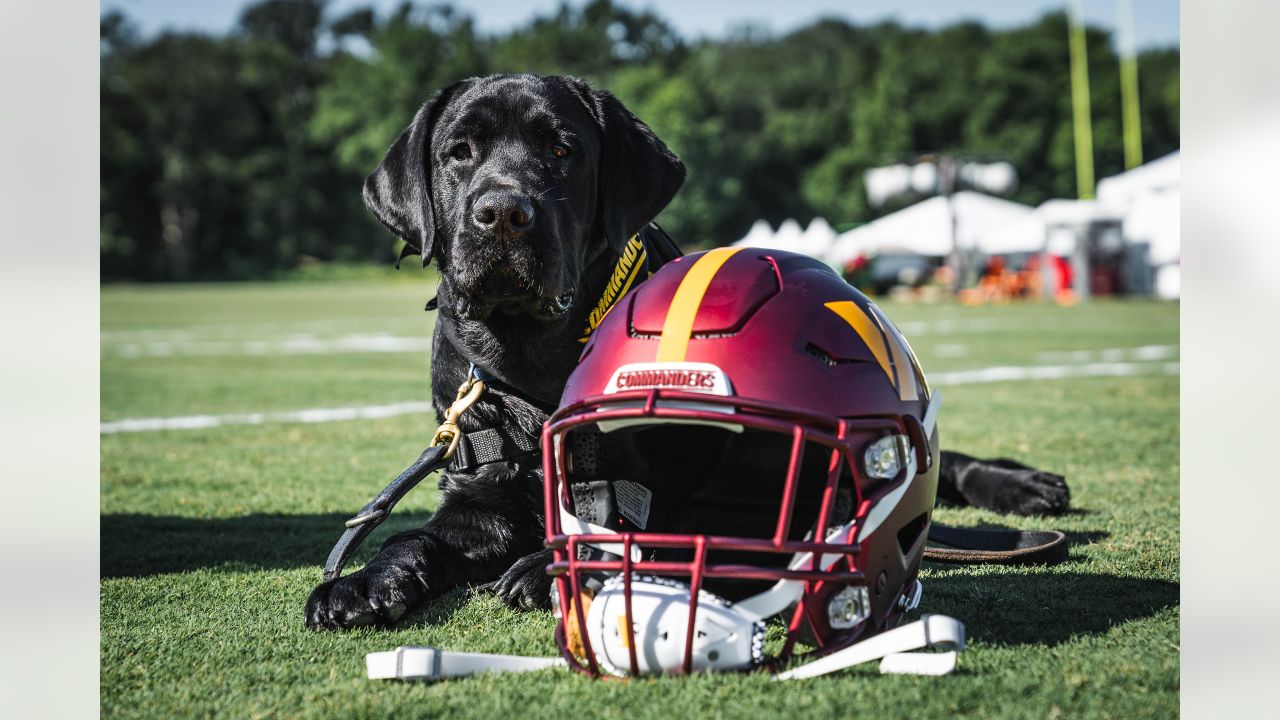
[732,217,839,259]
[969,151,1181,299]
[955,154,1179,262]
[827,191,1034,264]
[1098,151,1180,268]
[772,218,804,250]
[1121,191,1179,265]
[980,198,1125,257]
[796,217,838,258]
[731,218,775,249]
[1097,151,1179,203]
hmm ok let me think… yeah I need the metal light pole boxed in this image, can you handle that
[938,155,962,293]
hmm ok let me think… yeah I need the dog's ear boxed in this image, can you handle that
[364,79,472,266]
[588,88,686,255]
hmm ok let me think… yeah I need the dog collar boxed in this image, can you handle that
[579,233,648,343]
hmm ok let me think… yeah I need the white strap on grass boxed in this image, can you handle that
[366,647,565,681]
[773,614,964,681]
[879,650,959,676]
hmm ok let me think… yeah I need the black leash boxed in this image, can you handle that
[323,368,488,582]
[320,367,543,582]
[324,445,451,581]
[924,523,1068,566]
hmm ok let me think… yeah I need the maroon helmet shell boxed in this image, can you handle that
[542,247,940,677]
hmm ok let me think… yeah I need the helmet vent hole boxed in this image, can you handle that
[804,342,869,368]
[896,511,930,556]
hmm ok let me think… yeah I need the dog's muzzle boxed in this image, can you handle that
[457,262,575,321]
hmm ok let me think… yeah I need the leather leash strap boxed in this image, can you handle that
[322,373,486,582]
[323,445,450,582]
[923,523,1068,566]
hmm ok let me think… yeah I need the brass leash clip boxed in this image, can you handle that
[430,374,486,459]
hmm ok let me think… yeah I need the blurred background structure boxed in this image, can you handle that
[100,0,1179,298]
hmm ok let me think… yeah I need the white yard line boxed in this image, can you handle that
[1033,344,1177,364]
[931,360,1180,386]
[99,360,1179,435]
[100,401,435,434]
[100,316,420,340]
[103,333,432,358]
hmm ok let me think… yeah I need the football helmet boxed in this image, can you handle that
[543,247,942,677]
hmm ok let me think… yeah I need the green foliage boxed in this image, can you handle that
[101,1,1179,279]
[490,0,684,77]
[311,5,490,178]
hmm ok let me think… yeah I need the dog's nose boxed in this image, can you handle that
[472,192,535,237]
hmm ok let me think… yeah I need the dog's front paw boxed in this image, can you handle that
[492,550,553,610]
[304,563,426,630]
[987,469,1070,516]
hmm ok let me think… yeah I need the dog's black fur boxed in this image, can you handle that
[304,74,1069,630]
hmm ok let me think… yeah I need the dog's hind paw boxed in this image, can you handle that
[492,550,554,610]
[304,563,425,630]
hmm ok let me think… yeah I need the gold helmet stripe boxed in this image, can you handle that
[655,247,744,362]
[824,300,896,388]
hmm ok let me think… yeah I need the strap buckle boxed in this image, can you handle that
[897,578,923,612]
[365,646,442,681]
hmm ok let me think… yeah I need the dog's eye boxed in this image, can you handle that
[449,143,472,162]
[550,145,571,159]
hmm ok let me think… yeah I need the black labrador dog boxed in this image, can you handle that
[304,74,1068,630]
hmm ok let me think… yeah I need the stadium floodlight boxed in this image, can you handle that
[864,164,913,208]
[909,162,939,195]
[864,158,1017,209]
[958,161,1017,195]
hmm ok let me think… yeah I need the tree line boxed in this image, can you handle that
[100,0,1179,281]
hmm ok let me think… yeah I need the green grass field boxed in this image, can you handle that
[101,278,1179,719]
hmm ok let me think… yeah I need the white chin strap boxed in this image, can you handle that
[366,647,567,681]
[771,614,963,680]
[365,614,963,682]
